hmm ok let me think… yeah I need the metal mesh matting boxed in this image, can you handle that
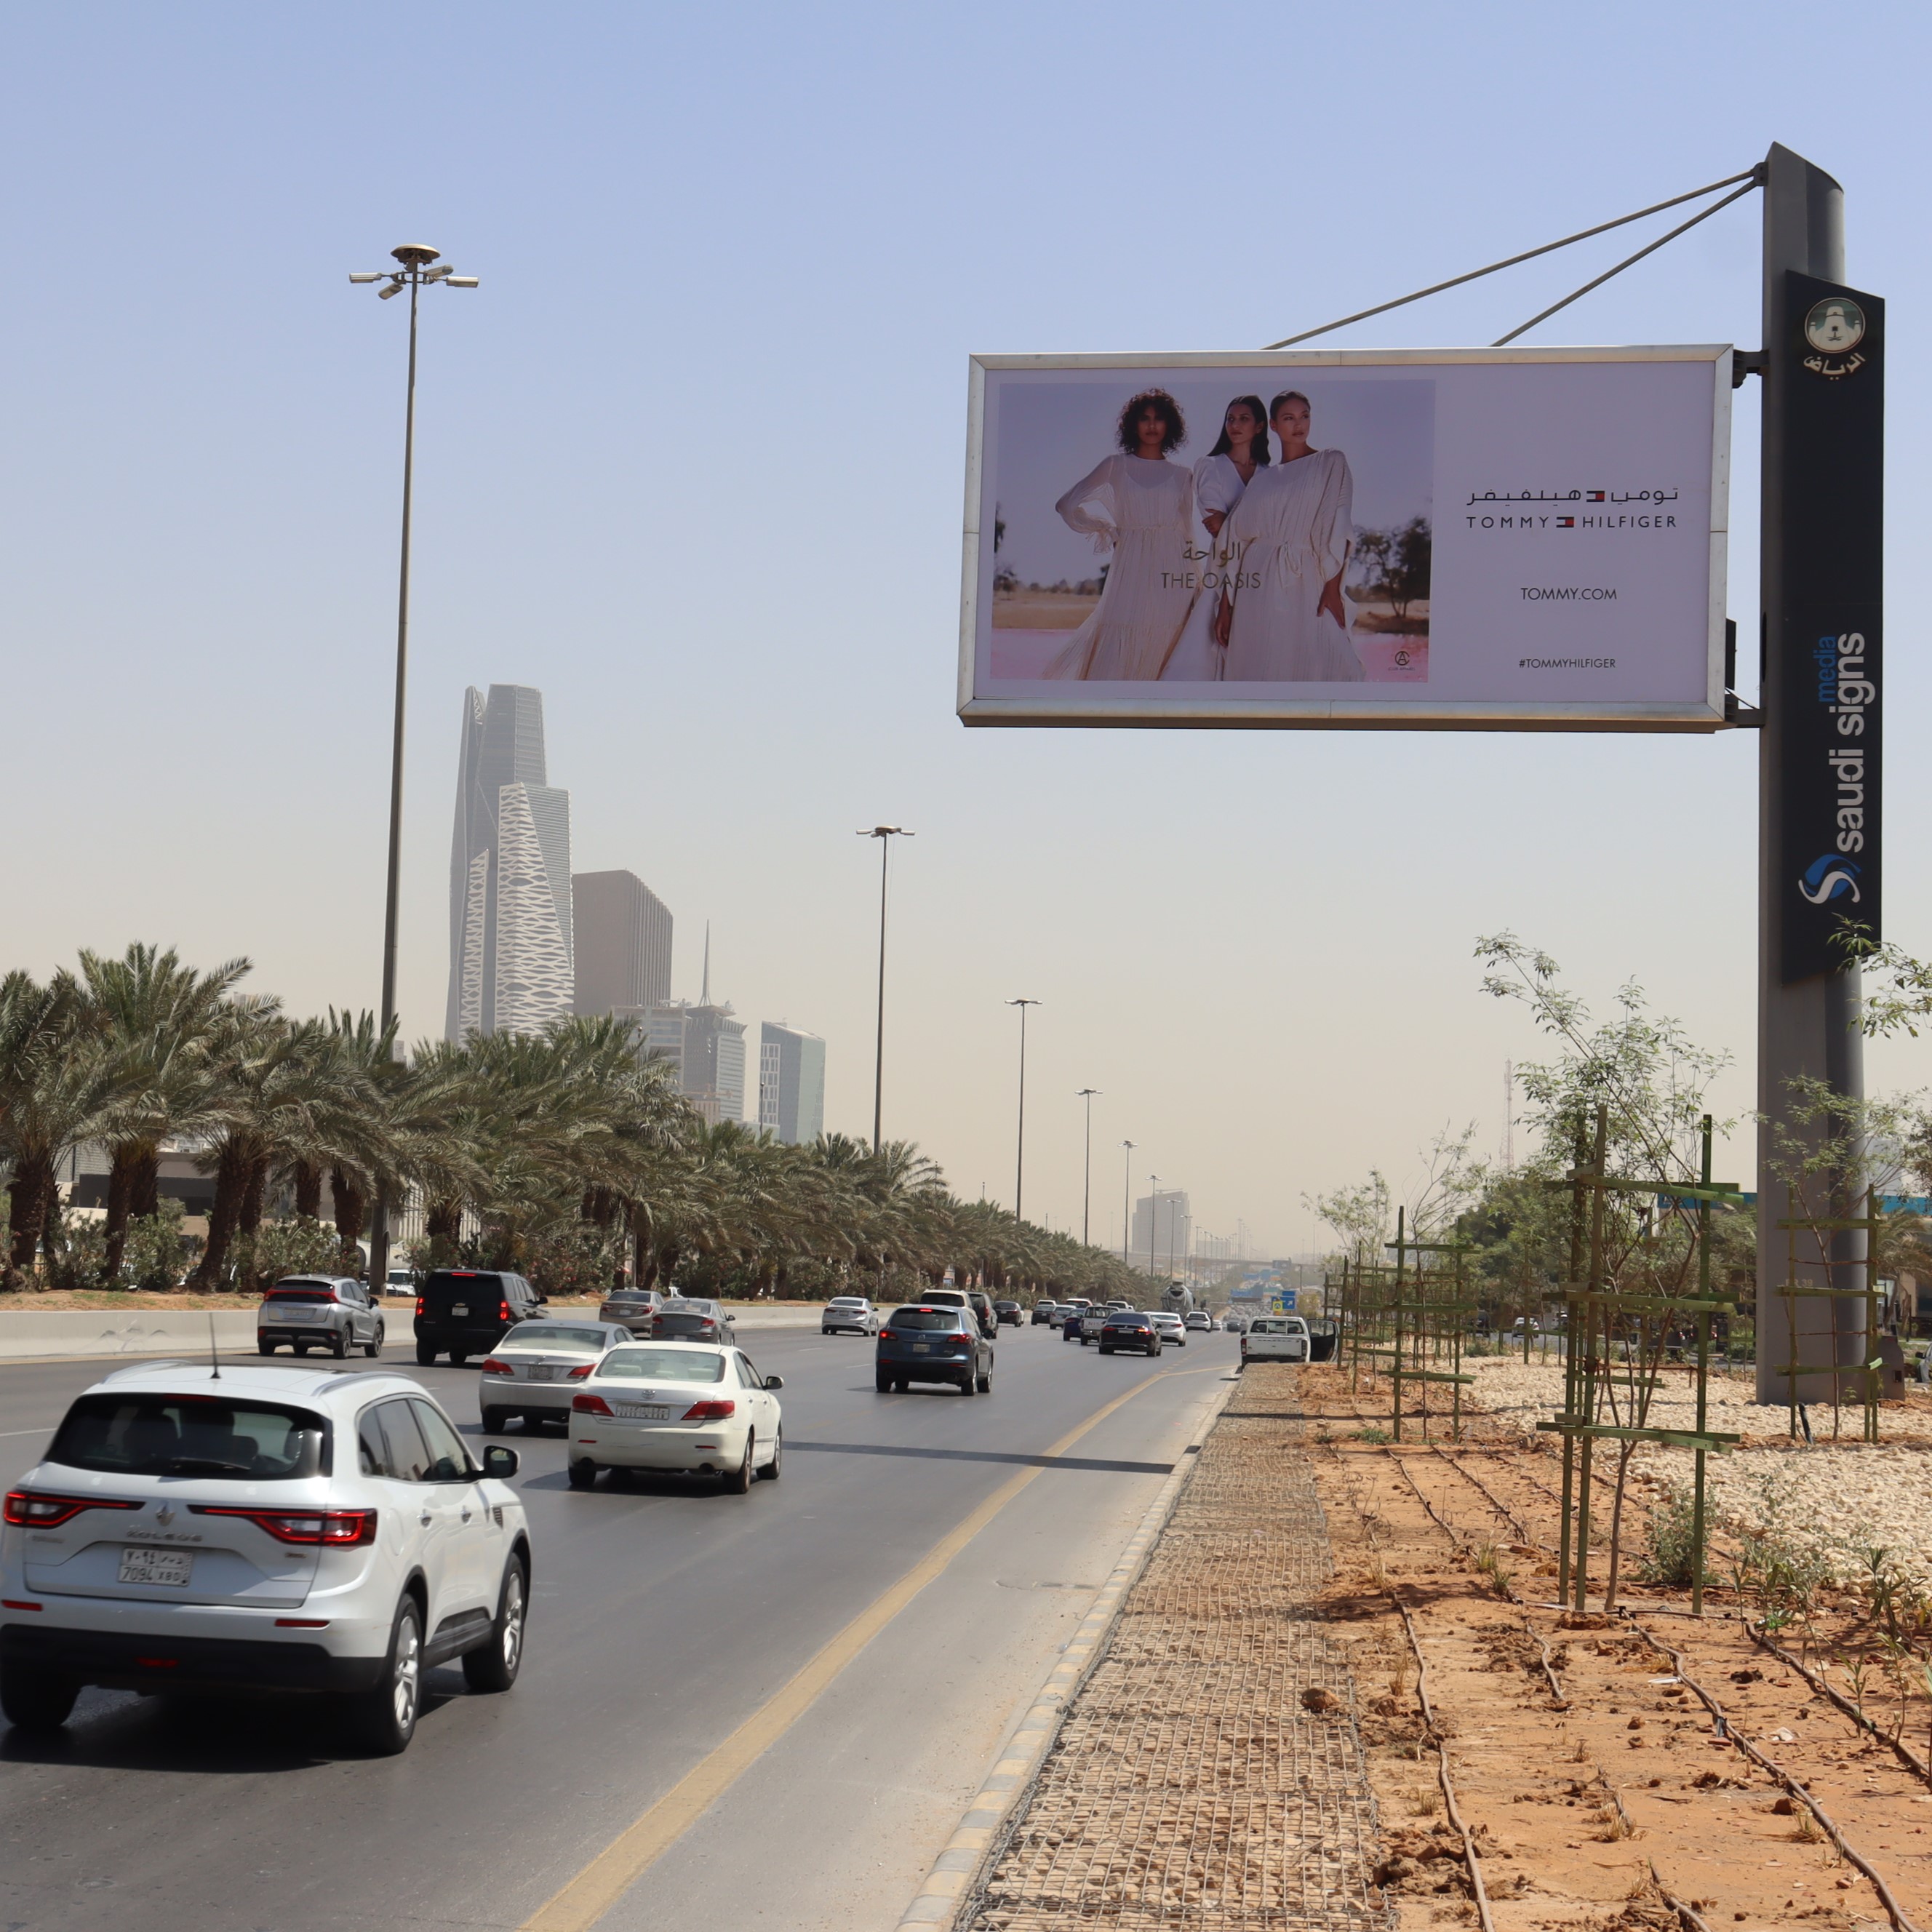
[964,1370,1392,1930]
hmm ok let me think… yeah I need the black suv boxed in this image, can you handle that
[415,1270,545,1365]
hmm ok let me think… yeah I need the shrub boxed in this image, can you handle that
[1637,1483,1712,1589]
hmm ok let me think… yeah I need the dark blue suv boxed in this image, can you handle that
[876,1305,994,1396]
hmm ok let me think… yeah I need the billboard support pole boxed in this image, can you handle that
[1755,143,1869,1408]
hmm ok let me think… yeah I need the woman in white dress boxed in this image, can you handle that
[1214,390,1363,682]
[1040,391,1195,681]
[1161,394,1269,682]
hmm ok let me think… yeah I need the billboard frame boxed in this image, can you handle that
[958,343,1733,733]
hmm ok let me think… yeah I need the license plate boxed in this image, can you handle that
[530,1365,557,1381]
[278,1308,322,1323]
[612,1403,671,1421]
[451,1304,469,1317]
[119,1546,192,1587]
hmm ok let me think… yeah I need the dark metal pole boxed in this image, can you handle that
[872,836,889,1152]
[1755,143,1864,1405]
[1147,1174,1158,1277]
[1014,1007,1029,1220]
[1120,1141,1134,1261]
[367,274,422,1293]
[1077,1089,1098,1245]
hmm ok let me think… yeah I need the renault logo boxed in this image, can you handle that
[156,1505,176,1527]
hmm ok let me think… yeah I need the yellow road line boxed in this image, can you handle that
[519,1368,1206,1932]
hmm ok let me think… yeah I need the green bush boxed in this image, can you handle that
[124,1201,188,1290]
[1637,1484,1712,1589]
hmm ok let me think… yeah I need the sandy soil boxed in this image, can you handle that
[1297,1360,1932,1930]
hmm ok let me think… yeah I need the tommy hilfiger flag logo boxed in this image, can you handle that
[1586,490,1606,501]
[1556,516,1575,527]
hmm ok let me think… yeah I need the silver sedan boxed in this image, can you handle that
[479,1320,635,1433]
[821,1296,880,1336]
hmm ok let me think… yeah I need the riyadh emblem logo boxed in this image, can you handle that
[1798,855,1861,906]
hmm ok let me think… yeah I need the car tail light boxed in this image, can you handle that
[415,1296,425,1316]
[878,1330,898,1344]
[275,1618,330,1628]
[681,1398,736,1423]
[567,1363,594,1379]
[498,1301,511,1322]
[5,1490,141,1528]
[191,1506,378,1547]
[572,1393,613,1415]
[2,1600,41,1611]
[481,1357,514,1376]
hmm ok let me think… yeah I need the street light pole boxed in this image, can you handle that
[1120,1140,1135,1261]
[349,243,478,1290]
[856,826,913,1153]
[1007,999,1041,1220]
[1148,1173,1159,1278]
[1076,1089,1100,1245]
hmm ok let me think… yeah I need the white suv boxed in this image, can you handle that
[1,1361,530,1754]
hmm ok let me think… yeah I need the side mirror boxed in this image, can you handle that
[763,1373,785,1390]
[482,1445,519,1479]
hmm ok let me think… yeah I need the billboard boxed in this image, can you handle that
[958,346,1731,731]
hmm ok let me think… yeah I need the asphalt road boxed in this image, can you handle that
[0,1321,1238,1932]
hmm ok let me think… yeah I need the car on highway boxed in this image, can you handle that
[383,1269,417,1299]
[650,1296,736,1345]
[1097,1309,1161,1357]
[1240,1315,1311,1366]
[257,1277,386,1359]
[598,1288,665,1336]
[1183,1310,1213,1333]
[414,1269,546,1366]
[0,1361,528,1753]
[567,1342,783,1492]
[1074,1304,1125,1346]
[875,1305,994,1395]
[1149,1311,1187,1348]
[1031,1301,1060,1326]
[1054,1298,1090,1337]
[821,1296,879,1336]
[915,1288,997,1339]
[478,1320,635,1433]
[992,1298,1023,1328]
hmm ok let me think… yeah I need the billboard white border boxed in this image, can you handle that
[957,344,1733,733]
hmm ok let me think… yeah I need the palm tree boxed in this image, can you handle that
[76,943,251,1281]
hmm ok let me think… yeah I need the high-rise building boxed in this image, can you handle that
[572,870,672,1018]
[446,684,575,1040]
[640,929,746,1126]
[1131,1189,1192,1273]
[759,1021,826,1144]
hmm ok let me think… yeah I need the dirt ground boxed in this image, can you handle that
[1298,1360,1932,1930]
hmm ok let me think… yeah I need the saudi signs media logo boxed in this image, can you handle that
[1798,854,1861,906]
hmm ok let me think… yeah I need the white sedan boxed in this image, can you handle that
[1149,1311,1187,1346]
[477,1320,635,1434]
[567,1343,784,1493]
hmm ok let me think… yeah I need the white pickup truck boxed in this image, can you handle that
[1239,1315,1311,1366]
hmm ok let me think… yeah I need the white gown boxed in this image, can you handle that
[1159,453,1256,682]
[1040,455,1195,681]
[1221,448,1363,682]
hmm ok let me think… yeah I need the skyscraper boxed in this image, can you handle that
[446,684,575,1040]
[759,1022,825,1145]
[640,929,746,1125]
[572,870,673,1018]
[1132,1189,1192,1272]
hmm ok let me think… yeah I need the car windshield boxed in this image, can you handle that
[503,1323,612,1352]
[887,1308,967,1331]
[48,1394,328,1479]
[598,1349,727,1384]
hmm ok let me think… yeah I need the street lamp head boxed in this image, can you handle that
[1007,997,1041,1008]
[446,276,479,288]
[377,282,404,299]
[348,272,386,284]
[391,243,441,266]
[857,825,912,838]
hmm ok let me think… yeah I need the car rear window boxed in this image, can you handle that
[422,1272,507,1307]
[48,1394,328,1480]
[828,1298,866,1308]
[598,1349,727,1383]
[1106,1312,1150,1324]
[503,1323,612,1351]
[887,1308,967,1330]
[266,1285,336,1303]
[659,1299,716,1314]
[919,1293,966,1306]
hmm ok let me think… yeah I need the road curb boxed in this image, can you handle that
[893,1367,1242,1932]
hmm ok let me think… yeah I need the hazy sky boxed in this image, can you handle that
[5,3,1930,1256]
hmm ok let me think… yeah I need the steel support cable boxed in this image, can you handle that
[1490,179,1764,346]
[1264,165,1762,349]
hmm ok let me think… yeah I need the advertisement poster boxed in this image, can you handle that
[959,348,1731,730]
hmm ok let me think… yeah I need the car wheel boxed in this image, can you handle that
[330,1330,349,1360]
[415,1341,436,1366]
[461,1557,527,1693]
[258,1341,276,1356]
[759,1428,782,1481]
[1099,1344,1113,1354]
[345,1597,423,1755]
[875,1370,893,1392]
[724,1433,755,1493]
[958,1373,975,1397]
[0,1658,79,1732]
[482,1407,508,1434]
[450,1350,468,1367]
[1177,1337,1186,1346]
[977,1368,991,1394]
[893,1377,909,1393]
[567,1458,598,1490]
[365,1326,383,1358]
